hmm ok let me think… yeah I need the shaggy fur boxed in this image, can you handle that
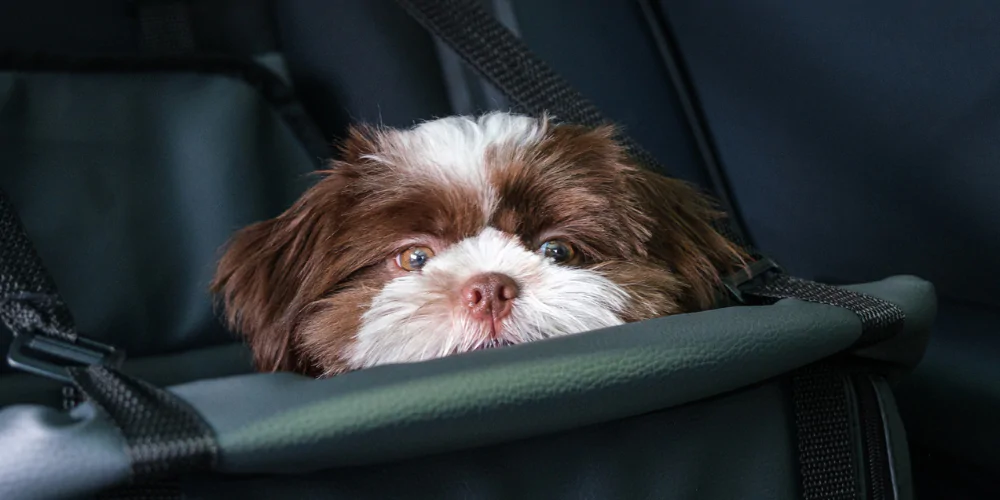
[211,112,746,377]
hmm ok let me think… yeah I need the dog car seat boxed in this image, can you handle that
[0,0,985,498]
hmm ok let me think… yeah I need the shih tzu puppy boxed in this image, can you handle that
[211,112,746,377]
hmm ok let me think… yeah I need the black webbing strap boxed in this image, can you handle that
[69,365,218,480]
[397,0,603,128]
[791,364,859,500]
[0,188,215,495]
[395,0,756,257]
[748,274,905,347]
[749,273,904,500]
[395,2,907,499]
[635,0,750,248]
[775,281,895,498]
[1,188,122,381]
[0,191,78,344]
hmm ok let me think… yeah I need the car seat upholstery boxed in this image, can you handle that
[0,1,996,497]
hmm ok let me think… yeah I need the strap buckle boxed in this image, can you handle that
[721,258,783,303]
[7,331,125,383]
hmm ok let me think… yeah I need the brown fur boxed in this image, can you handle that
[211,119,747,376]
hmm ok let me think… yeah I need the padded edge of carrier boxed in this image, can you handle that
[0,275,935,498]
[175,275,934,474]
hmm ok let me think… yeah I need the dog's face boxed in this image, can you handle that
[212,113,745,376]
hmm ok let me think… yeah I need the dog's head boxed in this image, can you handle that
[211,113,746,376]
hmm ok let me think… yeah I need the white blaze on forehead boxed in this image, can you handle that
[361,112,547,222]
[345,228,630,372]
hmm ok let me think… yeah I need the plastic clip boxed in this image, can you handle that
[7,331,125,383]
[721,258,783,304]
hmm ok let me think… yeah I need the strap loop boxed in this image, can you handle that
[745,275,905,347]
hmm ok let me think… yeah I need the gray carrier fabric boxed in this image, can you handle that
[0,68,316,364]
[0,275,934,499]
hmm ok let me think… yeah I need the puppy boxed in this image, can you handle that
[211,112,746,377]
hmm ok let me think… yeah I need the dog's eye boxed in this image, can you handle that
[396,246,436,271]
[538,240,577,264]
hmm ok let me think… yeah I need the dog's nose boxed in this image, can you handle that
[461,272,519,321]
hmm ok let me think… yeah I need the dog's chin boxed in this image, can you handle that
[473,338,516,351]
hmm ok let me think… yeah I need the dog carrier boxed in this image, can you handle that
[7,0,991,498]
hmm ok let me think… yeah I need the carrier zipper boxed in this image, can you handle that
[854,375,894,500]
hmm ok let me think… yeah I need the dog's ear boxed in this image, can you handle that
[210,175,346,374]
[211,128,374,374]
[338,124,383,164]
[625,167,748,310]
[531,121,746,310]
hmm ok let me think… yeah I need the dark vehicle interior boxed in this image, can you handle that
[0,1,996,499]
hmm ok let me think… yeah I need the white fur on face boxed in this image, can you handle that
[345,228,629,371]
[361,112,547,224]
